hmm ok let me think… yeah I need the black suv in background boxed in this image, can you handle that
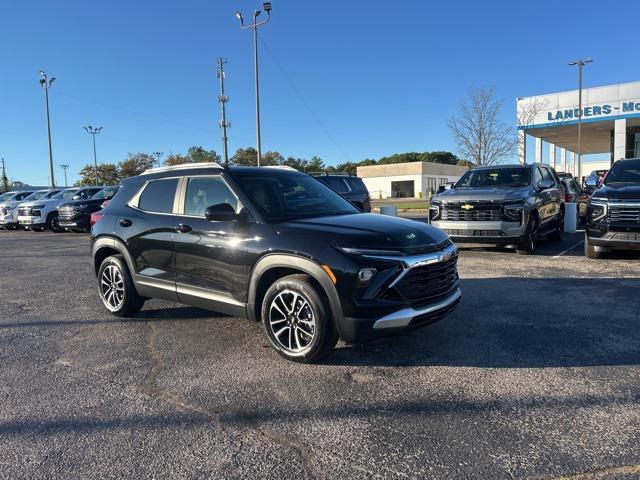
[585,158,640,258]
[313,173,371,212]
[58,186,118,232]
[91,163,460,362]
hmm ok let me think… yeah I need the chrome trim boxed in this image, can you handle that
[364,243,458,289]
[176,282,245,307]
[372,288,461,330]
[141,162,223,176]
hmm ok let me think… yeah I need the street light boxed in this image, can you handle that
[152,152,163,164]
[84,126,103,185]
[39,70,56,188]
[235,2,272,166]
[569,58,593,183]
[59,164,69,187]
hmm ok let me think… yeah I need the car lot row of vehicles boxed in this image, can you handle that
[0,185,118,232]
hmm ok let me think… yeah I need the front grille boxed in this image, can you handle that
[441,202,502,221]
[445,229,503,237]
[609,205,640,223]
[18,206,32,216]
[58,206,74,218]
[381,255,459,305]
[403,239,452,255]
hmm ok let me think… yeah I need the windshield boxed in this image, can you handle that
[456,167,531,188]
[91,186,118,200]
[44,190,61,199]
[23,190,50,201]
[234,172,359,222]
[603,160,640,185]
[0,192,15,201]
[52,189,79,200]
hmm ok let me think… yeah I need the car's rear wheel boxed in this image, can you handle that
[46,212,64,233]
[262,274,337,363]
[97,255,145,316]
[584,233,601,259]
[549,208,564,242]
[516,214,538,255]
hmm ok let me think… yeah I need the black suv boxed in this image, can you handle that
[585,158,640,258]
[58,186,118,232]
[313,173,371,212]
[91,163,460,362]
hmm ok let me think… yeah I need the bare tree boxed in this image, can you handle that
[516,98,547,163]
[449,87,515,166]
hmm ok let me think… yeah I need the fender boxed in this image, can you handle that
[247,253,345,333]
[92,236,137,277]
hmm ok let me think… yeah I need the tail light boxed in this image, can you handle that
[90,211,105,226]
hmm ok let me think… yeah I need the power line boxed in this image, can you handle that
[258,35,352,162]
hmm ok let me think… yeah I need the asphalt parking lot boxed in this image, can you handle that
[1,229,639,479]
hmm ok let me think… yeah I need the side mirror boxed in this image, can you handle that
[436,185,446,194]
[204,203,243,222]
[537,179,554,190]
[72,195,81,200]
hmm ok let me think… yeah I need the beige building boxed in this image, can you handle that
[357,161,469,199]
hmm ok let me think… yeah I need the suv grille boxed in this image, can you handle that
[381,255,458,305]
[441,202,502,221]
[609,205,640,223]
[58,206,74,218]
[18,206,32,216]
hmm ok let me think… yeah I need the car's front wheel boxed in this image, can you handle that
[262,274,337,363]
[97,255,145,316]
[516,213,538,255]
[46,212,64,233]
[584,233,601,259]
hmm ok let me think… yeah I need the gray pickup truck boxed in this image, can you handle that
[430,163,565,255]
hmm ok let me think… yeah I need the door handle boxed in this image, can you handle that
[120,218,132,227]
[176,223,192,233]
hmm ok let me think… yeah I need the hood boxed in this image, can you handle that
[0,200,23,209]
[279,213,449,251]
[435,186,531,203]
[59,197,105,209]
[592,183,640,201]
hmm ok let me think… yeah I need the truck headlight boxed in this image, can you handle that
[503,201,525,222]
[429,200,441,221]
[589,201,607,222]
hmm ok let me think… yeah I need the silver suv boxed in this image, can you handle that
[430,163,565,255]
[0,190,37,229]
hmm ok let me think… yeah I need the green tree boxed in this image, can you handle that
[230,147,259,166]
[76,163,119,186]
[188,146,221,163]
[282,157,308,171]
[164,153,193,166]
[119,153,156,178]
[307,156,325,172]
[261,151,285,166]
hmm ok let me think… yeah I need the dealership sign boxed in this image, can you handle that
[547,101,640,122]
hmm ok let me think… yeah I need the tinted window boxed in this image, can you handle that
[0,192,15,201]
[604,159,640,184]
[234,172,358,222]
[540,168,555,184]
[184,176,237,216]
[53,189,80,200]
[14,191,34,201]
[345,177,368,193]
[319,177,349,194]
[22,191,49,202]
[91,186,118,200]
[138,178,179,213]
[456,168,531,188]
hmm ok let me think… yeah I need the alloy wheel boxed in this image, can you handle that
[100,264,125,311]
[268,289,316,353]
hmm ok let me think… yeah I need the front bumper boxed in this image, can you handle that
[17,215,45,228]
[587,231,640,251]
[59,214,89,230]
[0,213,17,227]
[431,220,525,243]
[340,288,461,342]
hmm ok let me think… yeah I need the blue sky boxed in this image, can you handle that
[1,0,639,185]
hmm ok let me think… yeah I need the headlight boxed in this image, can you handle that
[429,200,441,221]
[32,203,45,209]
[335,246,404,257]
[589,201,607,221]
[503,201,525,222]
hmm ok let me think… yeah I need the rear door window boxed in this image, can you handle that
[138,178,179,213]
[345,177,368,193]
[320,177,349,194]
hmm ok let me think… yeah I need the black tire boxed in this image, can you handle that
[584,233,601,259]
[516,213,538,255]
[549,208,564,242]
[32,227,46,232]
[46,212,64,233]
[97,255,145,317]
[261,274,338,363]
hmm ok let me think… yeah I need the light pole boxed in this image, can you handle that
[152,152,163,165]
[569,58,592,184]
[39,71,56,188]
[59,164,69,187]
[84,126,103,185]
[236,2,272,166]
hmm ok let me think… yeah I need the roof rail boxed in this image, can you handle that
[141,162,224,176]
[263,165,298,171]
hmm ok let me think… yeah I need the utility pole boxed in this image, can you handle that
[153,152,163,165]
[217,58,231,166]
[59,164,69,187]
[569,58,593,185]
[1,158,8,193]
[84,126,103,185]
[236,2,272,166]
[39,71,56,188]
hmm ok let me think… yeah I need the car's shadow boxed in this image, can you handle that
[321,276,640,369]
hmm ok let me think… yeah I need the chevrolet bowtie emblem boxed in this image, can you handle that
[461,204,474,210]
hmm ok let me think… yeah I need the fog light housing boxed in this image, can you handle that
[357,268,376,284]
